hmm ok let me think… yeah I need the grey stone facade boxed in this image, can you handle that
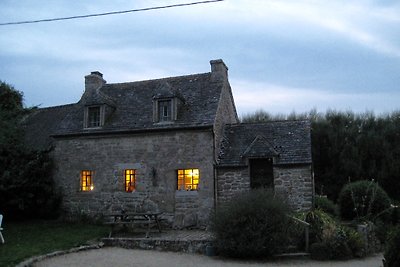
[23,59,314,228]
[53,130,215,228]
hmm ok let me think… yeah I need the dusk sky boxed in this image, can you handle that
[1,0,399,117]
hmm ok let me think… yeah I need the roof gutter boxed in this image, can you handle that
[51,125,214,138]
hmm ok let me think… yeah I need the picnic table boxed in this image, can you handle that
[104,212,163,238]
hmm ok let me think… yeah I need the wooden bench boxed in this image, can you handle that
[104,212,162,238]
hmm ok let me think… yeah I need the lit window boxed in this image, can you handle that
[88,106,101,127]
[81,170,94,191]
[177,168,199,191]
[125,169,136,192]
[158,100,171,122]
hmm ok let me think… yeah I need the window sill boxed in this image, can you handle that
[78,190,96,194]
[83,126,103,130]
[175,190,199,196]
[154,121,175,125]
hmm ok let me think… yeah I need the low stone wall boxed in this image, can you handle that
[102,237,211,254]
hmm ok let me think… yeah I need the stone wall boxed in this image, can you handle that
[274,165,313,211]
[52,129,215,228]
[216,167,250,207]
[216,165,313,211]
[213,82,238,160]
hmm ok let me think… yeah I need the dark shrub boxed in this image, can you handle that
[315,195,338,217]
[310,242,330,260]
[310,226,354,260]
[384,226,400,267]
[329,227,354,260]
[212,189,292,258]
[298,210,365,260]
[343,226,365,258]
[338,180,391,221]
[298,209,336,244]
[0,149,61,220]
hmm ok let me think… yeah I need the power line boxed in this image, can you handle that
[0,0,224,26]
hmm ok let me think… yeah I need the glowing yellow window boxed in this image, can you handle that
[81,170,94,191]
[125,169,136,192]
[177,168,199,191]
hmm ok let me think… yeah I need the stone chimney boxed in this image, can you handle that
[84,71,106,92]
[210,59,228,82]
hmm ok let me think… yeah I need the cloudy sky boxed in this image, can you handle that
[1,0,399,117]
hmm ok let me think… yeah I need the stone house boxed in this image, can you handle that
[24,59,313,228]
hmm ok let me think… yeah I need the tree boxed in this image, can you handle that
[0,81,60,220]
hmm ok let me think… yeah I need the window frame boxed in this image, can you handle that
[81,170,94,191]
[153,98,178,123]
[84,105,104,128]
[158,99,172,122]
[177,168,200,191]
[124,169,136,192]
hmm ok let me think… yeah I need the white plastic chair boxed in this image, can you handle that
[0,214,4,244]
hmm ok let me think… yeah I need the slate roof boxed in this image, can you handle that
[23,72,224,150]
[218,120,312,166]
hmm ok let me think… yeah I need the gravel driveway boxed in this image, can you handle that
[34,247,384,267]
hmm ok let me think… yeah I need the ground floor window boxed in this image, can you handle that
[177,168,199,191]
[125,169,136,192]
[81,170,94,191]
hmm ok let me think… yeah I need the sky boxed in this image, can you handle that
[0,0,399,117]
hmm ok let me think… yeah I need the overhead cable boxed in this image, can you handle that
[0,0,223,26]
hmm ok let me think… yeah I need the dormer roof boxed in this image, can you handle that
[241,135,279,158]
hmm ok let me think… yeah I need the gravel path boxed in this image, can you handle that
[34,247,384,267]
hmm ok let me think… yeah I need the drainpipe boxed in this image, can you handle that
[212,129,218,216]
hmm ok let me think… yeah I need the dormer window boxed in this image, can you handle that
[153,98,179,123]
[158,100,172,122]
[88,106,100,127]
[84,105,104,128]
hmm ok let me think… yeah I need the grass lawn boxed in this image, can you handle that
[0,220,109,266]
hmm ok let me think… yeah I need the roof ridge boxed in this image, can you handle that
[230,119,310,127]
[33,103,77,111]
[105,72,210,87]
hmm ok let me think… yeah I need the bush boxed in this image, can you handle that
[212,189,292,258]
[384,226,400,267]
[310,242,330,260]
[0,149,61,220]
[328,227,353,260]
[338,180,391,221]
[298,209,365,260]
[297,209,336,244]
[315,195,338,217]
[343,226,365,258]
[310,226,361,260]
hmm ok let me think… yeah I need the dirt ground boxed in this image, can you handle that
[34,247,384,267]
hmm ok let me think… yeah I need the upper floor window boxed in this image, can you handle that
[125,169,136,192]
[81,170,94,191]
[158,100,172,122]
[88,106,100,127]
[84,105,104,128]
[177,168,199,191]
[153,97,180,123]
